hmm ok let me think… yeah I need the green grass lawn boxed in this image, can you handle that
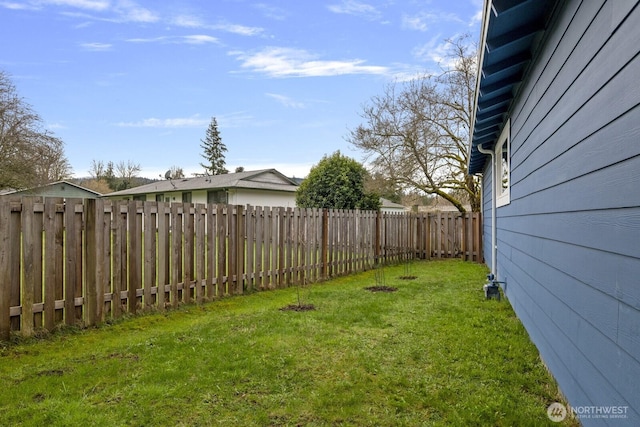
[0,260,575,426]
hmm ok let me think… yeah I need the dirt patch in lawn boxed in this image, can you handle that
[364,286,398,292]
[279,304,316,312]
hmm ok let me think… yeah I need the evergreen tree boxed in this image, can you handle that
[199,117,228,175]
[296,151,381,210]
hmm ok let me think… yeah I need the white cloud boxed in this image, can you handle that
[116,112,254,129]
[28,0,158,23]
[126,35,219,45]
[254,3,288,21]
[468,0,483,28]
[327,0,381,21]
[0,2,40,10]
[402,11,463,32]
[266,93,305,109]
[171,14,204,28]
[411,34,475,70]
[117,116,210,128]
[213,22,263,36]
[39,0,110,11]
[125,36,167,43]
[412,35,448,64]
[170,14,263,36]
[181,35,219,44]
[114,0,158,23]
[80,42,112,51]
[47,122,67,129]
[230,47,388,78]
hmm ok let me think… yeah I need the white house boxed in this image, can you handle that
[379,198,406,213]
[104,169,299,208]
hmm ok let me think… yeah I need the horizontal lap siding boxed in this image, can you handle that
[493,0,640,423]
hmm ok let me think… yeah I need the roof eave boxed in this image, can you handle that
[468,0,558,175]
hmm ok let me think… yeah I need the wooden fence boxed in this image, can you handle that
[0,197,482,340]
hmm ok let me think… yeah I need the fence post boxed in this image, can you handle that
[20,197,36,336]
[0,199,11,340]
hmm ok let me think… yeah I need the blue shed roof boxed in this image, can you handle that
[468,0,557,174]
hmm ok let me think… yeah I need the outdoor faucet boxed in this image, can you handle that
[483,274,506,301]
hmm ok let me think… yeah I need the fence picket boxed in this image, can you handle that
[144,202,156,309]
[245,205,255,292]
[183,203,194,303]
[195,203,206,303]
[43,198,59,329]
[157,202,169,310]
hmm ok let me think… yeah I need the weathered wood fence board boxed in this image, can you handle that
[0,197,482,340]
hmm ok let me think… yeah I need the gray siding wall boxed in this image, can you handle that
[483,1,640,424]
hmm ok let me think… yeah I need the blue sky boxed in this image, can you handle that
[1,0,482,179]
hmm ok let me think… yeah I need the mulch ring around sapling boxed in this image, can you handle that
[279,304,316,312]
[364,286,398,293]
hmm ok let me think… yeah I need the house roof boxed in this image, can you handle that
[1,180,102,197]
[380,198,406,211]
[468,0,558,174]
[105,169,299,197]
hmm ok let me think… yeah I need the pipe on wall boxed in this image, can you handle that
[476,143,497,278]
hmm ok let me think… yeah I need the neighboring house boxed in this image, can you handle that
[0,180,101,199]
[104,169,299,208]
[379,198,406,213]
[418,195,472,213]
[469,0,640,424]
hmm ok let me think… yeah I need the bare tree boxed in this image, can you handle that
[89,159,106,180]
[167,165,185,179]
[0,70,72,190]
[347,35,480,212]
[87,159,115,192]
[115,160,141,190]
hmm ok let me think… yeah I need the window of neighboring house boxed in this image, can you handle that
[207,189,228,204]
[182,192,192,203]
[155,194,164,202]
[495,119,510,207]
[133,194,146,201]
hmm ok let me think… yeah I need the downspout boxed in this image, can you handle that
[475,143,496,277]
[476,142,505,299]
